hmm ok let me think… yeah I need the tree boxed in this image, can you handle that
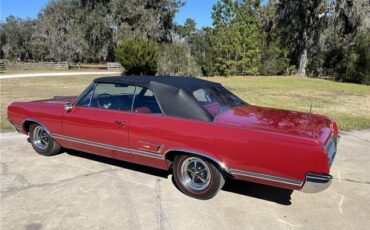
[275,0,328,76]
[115,37,160,75]
[210,0,264,76]
[176,18,197,39]
[187,27,214,76]
[109,0,184,43]
[157,41,202,76]
[260,1,289,75]
[1,0,183,62]
[1,16,35,61]
[35,0,89,62]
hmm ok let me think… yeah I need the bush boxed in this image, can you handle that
[323,35,370,85]
[157,42,203,76]
[116,37,160,75]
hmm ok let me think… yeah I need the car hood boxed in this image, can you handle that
[215,105,332,143]
[33,96,77,105]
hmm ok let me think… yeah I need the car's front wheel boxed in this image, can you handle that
[29,124,61,156]
[173,154,225,200]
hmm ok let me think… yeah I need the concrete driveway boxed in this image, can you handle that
[1,131,369,230]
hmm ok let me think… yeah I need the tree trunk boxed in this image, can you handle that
[297,48,307,76]
[297,30,308,76]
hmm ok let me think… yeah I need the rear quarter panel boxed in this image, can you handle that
[130,114,327,188]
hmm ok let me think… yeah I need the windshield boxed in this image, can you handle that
[193,86,246,117]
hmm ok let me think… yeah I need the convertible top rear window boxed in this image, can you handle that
[193,86,246,117]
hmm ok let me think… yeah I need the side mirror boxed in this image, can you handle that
[64,102,73,112]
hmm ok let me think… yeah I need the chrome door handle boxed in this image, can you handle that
[115,120,126,126]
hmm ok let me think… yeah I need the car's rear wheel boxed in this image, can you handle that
[29,124,61,156]
[173,154,225,200]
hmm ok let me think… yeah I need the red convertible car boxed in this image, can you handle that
[7,76,339,199]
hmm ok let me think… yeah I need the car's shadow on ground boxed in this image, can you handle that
[222,180,293,205]
[65,149,292,205]
[65,149,169,179]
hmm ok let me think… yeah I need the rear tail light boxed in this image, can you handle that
[332,121,339,136]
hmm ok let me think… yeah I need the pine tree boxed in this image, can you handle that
[211,0,264,76]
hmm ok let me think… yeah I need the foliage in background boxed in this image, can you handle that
[176,18,197,39]
[323,34,370,85]
[210,0,264,76]
[260,2,290,75]
[0,0,369,84]
[0,16,36,61]
[157,41,202,76]
[0,0,183,63]
[274,0,329,76]
[116,37,160,75]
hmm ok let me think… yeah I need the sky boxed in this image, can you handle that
[0,0,265,28]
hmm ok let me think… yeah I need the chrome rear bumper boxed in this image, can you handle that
[301,134,339,193]
[300,173,332,193]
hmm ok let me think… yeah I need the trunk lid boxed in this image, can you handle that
[215,105,332,144]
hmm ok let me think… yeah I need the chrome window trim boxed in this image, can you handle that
[88,82,97,107]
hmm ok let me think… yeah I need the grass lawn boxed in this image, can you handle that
[1,75,369,131]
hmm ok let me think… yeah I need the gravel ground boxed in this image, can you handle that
[1,130,369,230]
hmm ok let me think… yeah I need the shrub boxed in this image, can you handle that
[116,37,160,75]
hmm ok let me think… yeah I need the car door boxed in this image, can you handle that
[127,87,168,168]
[61,82,135,159]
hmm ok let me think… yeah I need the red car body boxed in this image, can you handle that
[7,76,339,195]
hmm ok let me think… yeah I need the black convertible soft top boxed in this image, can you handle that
[93,76,222,121]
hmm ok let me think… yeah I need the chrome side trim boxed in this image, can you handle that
[229,169,304,187]
[301,173,332,193]
[164,148,231,173]
[51,134,164,160]
[21,119,51,135]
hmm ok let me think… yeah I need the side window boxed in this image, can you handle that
[132,87,162,114]
[193,88,220,116]
[90,83,136,111]
[193,88,211,103]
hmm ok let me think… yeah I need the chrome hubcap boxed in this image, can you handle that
[180,157,211,191]
[33,126,49,150]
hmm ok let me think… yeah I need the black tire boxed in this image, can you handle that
[173,154,225,200]
[29,124,61,156]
